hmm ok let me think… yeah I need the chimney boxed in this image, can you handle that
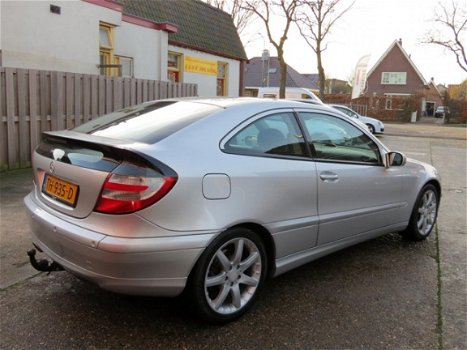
[398,38,402,46]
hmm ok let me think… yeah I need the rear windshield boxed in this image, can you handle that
[74,100,222,144]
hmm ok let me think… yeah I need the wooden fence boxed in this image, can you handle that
[0,67,198,170]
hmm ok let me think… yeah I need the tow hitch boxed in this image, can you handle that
[27,248,64,272]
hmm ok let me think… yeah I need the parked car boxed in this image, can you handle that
[434,106,450,118]
[296,99,371,132]
[25,98,440,323]
[253,87,323,103]
[329,104,384,134]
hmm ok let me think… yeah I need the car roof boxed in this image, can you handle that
[161,97,325,110]
[329,104,351,109]
[68,98,339,145]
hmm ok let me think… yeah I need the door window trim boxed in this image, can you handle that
[220,109,312,160]
[295,109,384,166]
[220,107,385,166]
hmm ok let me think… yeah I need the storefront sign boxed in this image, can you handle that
[184,56,217,76]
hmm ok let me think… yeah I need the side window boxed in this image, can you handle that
[114,55,133,77]
[299,112,381,164]
[224,113,306,157]
[217,62,228,96]
[99,22,117,76]
[168,52,183,83]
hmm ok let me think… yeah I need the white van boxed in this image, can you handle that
[254,87,322,103]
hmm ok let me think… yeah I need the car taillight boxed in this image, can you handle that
[94,162,177,214]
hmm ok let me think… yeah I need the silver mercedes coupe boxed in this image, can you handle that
[25,98,440,323]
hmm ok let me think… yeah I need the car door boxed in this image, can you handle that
[222,110,320,258]
[297,110,403,245]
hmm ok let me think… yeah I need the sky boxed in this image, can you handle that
[240,0,466,86]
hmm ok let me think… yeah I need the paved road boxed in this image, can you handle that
[0,123,465,349]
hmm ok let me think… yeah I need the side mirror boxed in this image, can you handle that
[384,151,406,168]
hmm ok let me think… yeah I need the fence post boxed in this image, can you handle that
[91,75,99,119]
[74,73,82,127]
[83,74,91,123]
[113,77,123,111]
[28,70,39,157]
[98,75,105,116]
[51,71,64,131]
[39,70,48,133]
[17,69,29,167]
[5,68,18,169]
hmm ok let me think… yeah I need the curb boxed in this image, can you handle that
[383,132,467,141]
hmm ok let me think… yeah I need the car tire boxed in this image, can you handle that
[400,184,439,241]
[366,124,375,133]
[190,228,267,323]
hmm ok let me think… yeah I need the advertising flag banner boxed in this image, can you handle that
[351,55,370,99]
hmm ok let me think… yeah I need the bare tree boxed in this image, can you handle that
[244,0,299,98]
[423,1,467,72]
[204,0,258,36]
[296,0,354,99]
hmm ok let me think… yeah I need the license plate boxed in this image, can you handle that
[42,174,79,207]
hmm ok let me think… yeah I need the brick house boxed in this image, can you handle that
[364,39,442,117]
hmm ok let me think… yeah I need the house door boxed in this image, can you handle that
[425,102,435,116]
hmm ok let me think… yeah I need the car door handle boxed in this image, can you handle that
[319,172,339,182]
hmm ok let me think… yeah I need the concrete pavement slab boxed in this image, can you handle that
[0,168,38,289]
[384,133,467,350]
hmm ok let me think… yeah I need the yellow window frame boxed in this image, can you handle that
[168,52,183,82]
[99,22,117,76]
[217,61,228,96]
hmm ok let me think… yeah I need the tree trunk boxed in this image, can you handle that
[317,47,325,100]
[278,50,287,99]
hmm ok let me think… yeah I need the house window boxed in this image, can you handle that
[115,56,133,77]
[217,62,228,96]
[168,52,182,83]
[99,22,117,76]
[381,72,407,85]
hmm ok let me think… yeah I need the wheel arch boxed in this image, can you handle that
[185,222,276,322]
[366,123,375,133]
[186,222,277,292]
[228,223,276,278]
[425,179,442,200]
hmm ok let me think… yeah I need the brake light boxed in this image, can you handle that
[94,162,177,214]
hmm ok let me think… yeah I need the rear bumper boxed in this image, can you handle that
[24,193,215,296]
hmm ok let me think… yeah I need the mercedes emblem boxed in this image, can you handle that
[49,161,55,174]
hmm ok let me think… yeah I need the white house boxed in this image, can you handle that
[0,0,247,97]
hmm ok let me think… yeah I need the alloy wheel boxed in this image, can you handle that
[416,189,437,236]
[204,237,262,315]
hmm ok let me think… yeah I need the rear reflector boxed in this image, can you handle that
[94,162,177,214]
